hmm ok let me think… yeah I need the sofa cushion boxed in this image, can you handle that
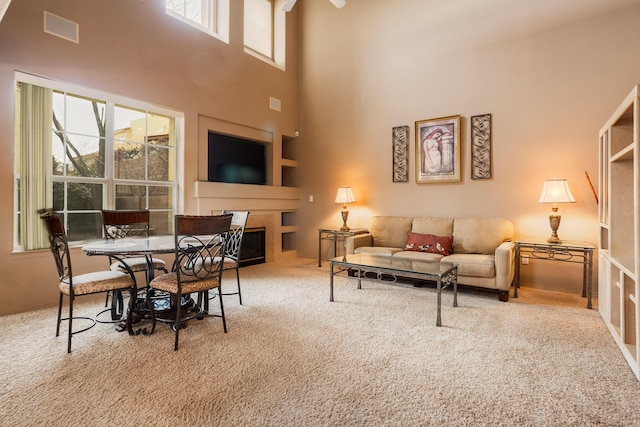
[404,232,453,255]
[441,253,495,278]
[411,217,454,236]
[354,246,404,256]
[369,216,414,248]
[452,218,514,254]
[392,251,444,262]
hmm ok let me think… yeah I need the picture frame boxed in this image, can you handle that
[471,113,492,180]
[392,125,410,182]
[415,115,461,183]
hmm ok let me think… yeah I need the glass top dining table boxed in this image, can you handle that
[82,235,177,257]
[82,235,195,335]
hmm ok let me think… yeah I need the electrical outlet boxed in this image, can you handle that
[521,255,529,265]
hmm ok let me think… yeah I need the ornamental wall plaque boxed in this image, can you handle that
[471,113,492,180]
[392,125,410,182]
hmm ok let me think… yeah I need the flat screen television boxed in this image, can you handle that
[207,132,267,185]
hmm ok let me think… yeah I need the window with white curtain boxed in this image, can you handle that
[14,74,181,250]
[166,0,230,43]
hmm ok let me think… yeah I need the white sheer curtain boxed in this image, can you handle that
[19,83,53,250]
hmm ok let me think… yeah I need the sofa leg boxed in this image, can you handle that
[498,291,509,302]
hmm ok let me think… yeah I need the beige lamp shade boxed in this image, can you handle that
[538,179,576,204]
[334,187,356,205]
[538,179,575,244]
[335,187,355,231]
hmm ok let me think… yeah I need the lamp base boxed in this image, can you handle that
[547,211,562,244]
[340,209,350,231]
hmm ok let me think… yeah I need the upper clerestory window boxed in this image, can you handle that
[166,0,230,43]
[244,0,286,70]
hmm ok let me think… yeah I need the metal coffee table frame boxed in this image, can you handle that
[329,254,458,326]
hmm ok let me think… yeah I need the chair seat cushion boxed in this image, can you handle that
[61,271,134,295]
[110,256,166,273]
[150,272,221,295]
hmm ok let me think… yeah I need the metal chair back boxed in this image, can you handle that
[102,210,151,238]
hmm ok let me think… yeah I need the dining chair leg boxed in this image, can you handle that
[218,287,227,333]
[56,293,63,337]
[174,292,182,351]
[67,297,74,354]
[235,268,243,305]
[110,290,124,320]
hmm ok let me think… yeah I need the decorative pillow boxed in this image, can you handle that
[404,232,453,255]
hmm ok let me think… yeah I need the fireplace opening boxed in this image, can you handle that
[240,227,266,267]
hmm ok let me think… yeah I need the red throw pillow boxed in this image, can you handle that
[404,232,453,255]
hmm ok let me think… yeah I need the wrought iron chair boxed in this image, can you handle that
[40,212,136,353]
[218,210,250,304]
[101,210,168,318]
[148,214,233,351]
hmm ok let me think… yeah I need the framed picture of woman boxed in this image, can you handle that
[415,115,461,183]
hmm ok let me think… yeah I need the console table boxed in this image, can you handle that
[318,228,368,267]
[513,241,595,309]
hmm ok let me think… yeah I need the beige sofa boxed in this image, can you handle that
[344,216,515,301]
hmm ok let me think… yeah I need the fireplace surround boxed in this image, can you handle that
[240,227,266,267]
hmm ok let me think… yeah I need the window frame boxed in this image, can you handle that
[13,72,184,251]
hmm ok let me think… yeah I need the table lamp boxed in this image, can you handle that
[538,178,576,243]
[335,187,356,231]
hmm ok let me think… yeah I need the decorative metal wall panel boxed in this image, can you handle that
[471,114,492,180]
[392,125,410,182]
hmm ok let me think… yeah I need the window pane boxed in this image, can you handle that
[65,134,105,178]
[115,106,146,144]
[115,184,147,210]
[148,113,172,146]
[67,212,102,242]
[149,146,171,181]
[149,186,173,209]
[115,140,146,180]
[244,0,273,59]
[52,131,64,176]
[150,211,172,235]
[186,0,205,25]
[64,94,105,137]
[53,181,64,211]
[166,0,208,27]
[67,182,103,210]
[166,0,185,14]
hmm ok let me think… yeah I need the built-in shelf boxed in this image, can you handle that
[281,134,297,188]
[599,84,640,380]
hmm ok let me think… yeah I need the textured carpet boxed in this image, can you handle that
[1,257,639,426]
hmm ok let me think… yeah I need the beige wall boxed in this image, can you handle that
[296,0,640,294]
[2,0,640,315]
[0,0,298,315]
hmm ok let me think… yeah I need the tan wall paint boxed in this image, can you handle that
[296,0,640,295]
[2,0,640,314]
[0,0,298,314]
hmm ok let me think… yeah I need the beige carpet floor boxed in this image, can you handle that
[1,257,639,426]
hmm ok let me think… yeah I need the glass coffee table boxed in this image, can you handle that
[329,253,458,326]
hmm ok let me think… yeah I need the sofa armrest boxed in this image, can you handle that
[345,233,373,254]
[494,241,515,291]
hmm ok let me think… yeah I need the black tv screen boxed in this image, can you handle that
[207,132,267,185]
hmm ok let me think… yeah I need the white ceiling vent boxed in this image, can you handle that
[44,11,79,43]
